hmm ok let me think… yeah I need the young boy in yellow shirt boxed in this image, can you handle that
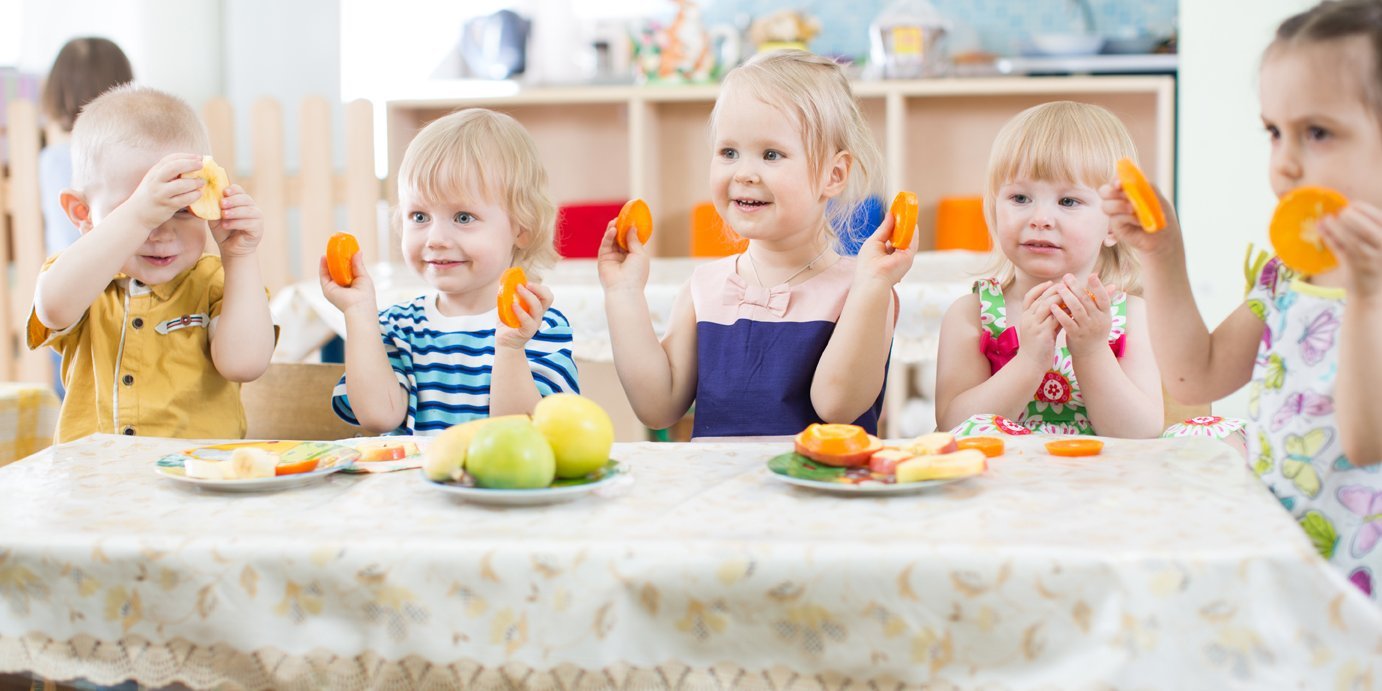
[28,84,275,442]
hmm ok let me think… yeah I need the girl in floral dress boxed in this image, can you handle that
[1102,0,1382,602]
[933,101,1165,439]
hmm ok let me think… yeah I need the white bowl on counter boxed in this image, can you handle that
[1025,34,1105,57]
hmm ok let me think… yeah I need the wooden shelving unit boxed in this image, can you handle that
[386,75,1175,256]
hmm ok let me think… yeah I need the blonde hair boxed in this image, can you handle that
[41,37,133,133]
[983,101,1142,294]
[69,84,208,191]
[397,108,558,273]
[712,49,883,244]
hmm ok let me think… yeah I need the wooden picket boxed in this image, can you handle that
[0,97,386,383]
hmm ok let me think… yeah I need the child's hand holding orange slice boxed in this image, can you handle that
[1116,158,1165,233]
[1270,186,1348,275]
[616,198,653,252]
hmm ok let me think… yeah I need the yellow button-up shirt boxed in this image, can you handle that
[28,255,247,443]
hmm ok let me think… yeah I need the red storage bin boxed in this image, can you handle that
[556,201,625,258]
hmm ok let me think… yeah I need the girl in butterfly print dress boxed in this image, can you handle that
[934,102,1164,438]
[1103,0,1382,602]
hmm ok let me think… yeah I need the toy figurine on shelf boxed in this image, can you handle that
[748,9,822,53]
[632,0,715,84]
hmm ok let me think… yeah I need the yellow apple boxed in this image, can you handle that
[532,394,614,478]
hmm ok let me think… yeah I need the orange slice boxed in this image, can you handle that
[274,458,320,476]
[956,436,1005,458]
[183,155,229,220]
[326,232,360,287]
[1116,158,1165,232]
[497,266,533,328]
[1270,186,1347,275]
[1044,439,1104,457]
[616,198,653,251]
[889,191,919,250]
[793,423,883,467]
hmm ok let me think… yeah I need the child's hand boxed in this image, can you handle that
[1319,202,1382,299]
[1099,181,1182,258]
[210,184,264,258]
[853,211,917,286]
[597,219,650,293]
[123,153,206,230]
[319,251,377,316]
[1015,280,1062,369]
[1050,274,1116,357]
[496,281,554,350]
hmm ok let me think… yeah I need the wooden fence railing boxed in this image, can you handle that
[0,96,388,383]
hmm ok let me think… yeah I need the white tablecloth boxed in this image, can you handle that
[270,253,987,365]
[0,433,1377,688]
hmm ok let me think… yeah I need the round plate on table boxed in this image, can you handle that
[422,459,627,506]
[155,440,358,492]
[766,452,964,496]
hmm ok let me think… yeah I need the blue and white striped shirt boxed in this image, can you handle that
[332,294,579,434]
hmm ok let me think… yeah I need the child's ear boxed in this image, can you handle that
[1103,224,1118,247]
[820,150,853,199]
[514,226,533,250]
[60,189,93,233]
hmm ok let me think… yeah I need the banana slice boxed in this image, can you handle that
[183,155,229,220]
[183,458,227,480]
[228,447,278,479]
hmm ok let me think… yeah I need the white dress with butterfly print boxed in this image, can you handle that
[1246,256,1381,602]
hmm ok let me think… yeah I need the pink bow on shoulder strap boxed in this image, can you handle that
[980,326,1127,373]
[725,273,789,317]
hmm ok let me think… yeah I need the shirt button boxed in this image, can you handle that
[122,427,135,435]
[132,317,144,329]
[122,374,134,386]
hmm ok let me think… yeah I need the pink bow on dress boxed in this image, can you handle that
[725,273,789,317]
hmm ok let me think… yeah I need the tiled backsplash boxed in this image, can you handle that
[700,0,1177,60]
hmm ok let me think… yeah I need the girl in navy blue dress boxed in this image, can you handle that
[598,50,917,439]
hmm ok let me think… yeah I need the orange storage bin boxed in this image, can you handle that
[690,202,748,257]
[935,196,991,251]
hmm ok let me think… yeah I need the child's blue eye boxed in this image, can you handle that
[408,211,428,224]
[1010,194,1030,204]
[763,150,782,161]
[720,148,738,160]
[454,212,475,224]
[1059,197,1081,208]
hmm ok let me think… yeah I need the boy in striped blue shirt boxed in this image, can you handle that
[321,109,578,434]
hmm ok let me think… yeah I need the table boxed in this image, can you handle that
[0,382,58,466]
[0,434,1377,689]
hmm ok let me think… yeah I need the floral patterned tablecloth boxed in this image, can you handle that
[0,433,1378,689]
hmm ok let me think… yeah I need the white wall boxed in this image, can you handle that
[16,0,222,108]
[1177,0,1313,417]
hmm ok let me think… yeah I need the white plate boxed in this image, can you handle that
[768,472,963,495]
[155,440,358,492]
[422,461,627,506]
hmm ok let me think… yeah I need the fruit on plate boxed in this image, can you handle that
[326,232,360,287]
[794,423,883,467]
[183,447,279,480]
[1044,439,1104,457]
[532,393,614,478]
[496,266,532,328]
[615,198,653,251]
[956,436,1005,458]
[868,447,913,475]
[1116,158,1165,232]
[183,155,229,220]
[357,440,420,462]
[895,449,987,483]
[889,191,919,250]
[422,415,527,482]
[905,431,959,457]
[1270,186,1347,275]
[466,417,556,489]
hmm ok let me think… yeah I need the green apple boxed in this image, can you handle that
[532,394,614,478]
[465,417,555,489]
[422,415,527,481]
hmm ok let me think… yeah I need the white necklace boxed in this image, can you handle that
[746,245,831,288]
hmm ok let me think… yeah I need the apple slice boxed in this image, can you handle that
[905,431,959,457]
[184,155,229,220]
[869,448,913,475]
[895,449,987,483]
